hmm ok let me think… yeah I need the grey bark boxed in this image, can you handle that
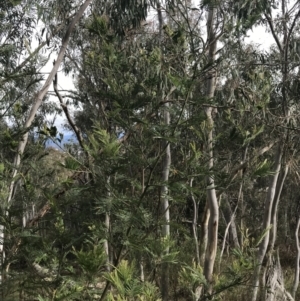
[251,144,283,301]
[219,196,240,272]
[104,177,111,272]
[203,6,219,295]
[222,198,240,250]
[200,201,210,266]
[190,178,200,266]
[270,164,289,251]
[262,251,294,301]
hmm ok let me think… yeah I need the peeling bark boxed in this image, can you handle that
[262,252,294,301]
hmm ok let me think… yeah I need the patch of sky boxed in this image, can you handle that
[44,131,77,149]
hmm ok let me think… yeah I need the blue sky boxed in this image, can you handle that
[45,131,77,149]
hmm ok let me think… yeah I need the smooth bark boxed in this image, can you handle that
[222,198,240,250]
[203,6,219,295]
[251,144,283,301]
[270,164,289,250]
[200,201,210,266]
[190,178,200,266]
[219,196,240,271]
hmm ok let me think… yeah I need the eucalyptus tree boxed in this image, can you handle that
[0,0,95,290]
[246,1,300,299]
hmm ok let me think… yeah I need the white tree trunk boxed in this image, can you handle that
[270,164,289,250]
[203,6,219,295]
[160,101,171,301]
[190,178,200,265]
[200,201,210,266]
[157,2,171,300]
[251,144,283,301]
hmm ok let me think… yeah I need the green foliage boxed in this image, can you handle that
[88,127,120,159]
[144,237,179,266]
[87,15,109,37]
[253,159,274,177]
[62,157,81,170]
[179,263,206,298]
[105,260,161,301]
[73,242,107,277]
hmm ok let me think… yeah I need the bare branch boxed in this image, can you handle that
[53,71,85,149]
[264,13,283,53]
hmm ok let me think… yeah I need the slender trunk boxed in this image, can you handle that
[104,174,111,271]
[270,164,289,251]
[239,147,248,250]
[192,190,204,301]
[251,143,283,301]
[292,215,300,299]
[140,168,145,282]
[203,6,219,295]
[200,201,210,266]
[190,178,200,266]
[219,196,240,271]
[284,202,288,239]
[240,190,245,250]
[222,197,240,250]
[104,211,111,271]
[157,3,171,300]
[160,102,171,301]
